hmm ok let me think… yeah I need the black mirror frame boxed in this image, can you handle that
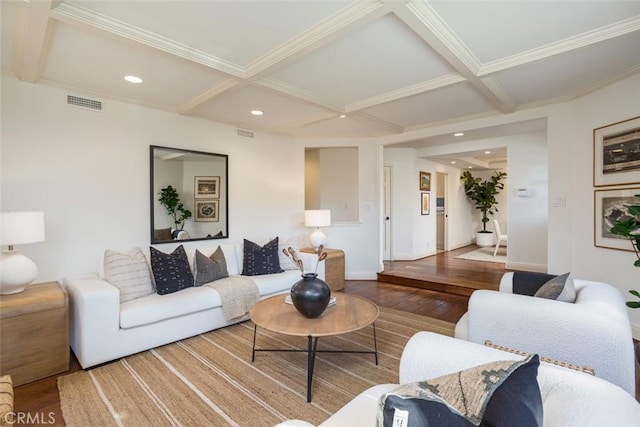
[150,145,229,244]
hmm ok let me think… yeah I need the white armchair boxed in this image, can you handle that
[454,272,635,395]
[319,332,640,426]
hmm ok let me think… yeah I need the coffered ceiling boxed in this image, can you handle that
[2,0,640,157]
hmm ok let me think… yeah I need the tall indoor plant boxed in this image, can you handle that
[461,170,507,247]
[158,185,192,231]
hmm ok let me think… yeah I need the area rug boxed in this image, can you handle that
[58,307,454,426]
[455,246,506,263]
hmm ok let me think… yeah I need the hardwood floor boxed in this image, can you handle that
[10,249,639,424]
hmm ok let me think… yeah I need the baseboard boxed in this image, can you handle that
[448,240,474,251]
[505,261,547,273]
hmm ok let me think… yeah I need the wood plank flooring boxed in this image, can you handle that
[10,249,639,425]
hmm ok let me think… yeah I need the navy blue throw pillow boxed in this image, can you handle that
[150,245,194,295]
[379,354,542,427]
[242,238,283,276]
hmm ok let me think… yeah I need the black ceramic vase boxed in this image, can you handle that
[290,273,331,318]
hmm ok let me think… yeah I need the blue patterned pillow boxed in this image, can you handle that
[150,245,194,295]
[241,238,283,276]
[378,354,542,427]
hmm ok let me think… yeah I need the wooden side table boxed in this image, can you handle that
[301,248,345,292]
[0,282,69,386]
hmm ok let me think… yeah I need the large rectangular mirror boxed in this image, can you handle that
[150,145,228,243]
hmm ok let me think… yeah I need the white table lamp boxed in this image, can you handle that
[305,210,331,251]
[0,211,45,295]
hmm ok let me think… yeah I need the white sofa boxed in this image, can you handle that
[320,332,640,426]
[454,272,635,396]
[64,242,324,369]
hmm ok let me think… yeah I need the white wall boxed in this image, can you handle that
[0,77,307,281]
[507,131,548,272]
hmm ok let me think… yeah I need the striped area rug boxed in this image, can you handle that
[58,307,454,426]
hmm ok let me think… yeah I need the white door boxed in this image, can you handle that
[383,166,392,260]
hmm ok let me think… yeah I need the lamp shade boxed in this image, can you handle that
[304,210,331,228]
[1,211,45,246]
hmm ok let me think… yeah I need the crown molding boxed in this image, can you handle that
[351,111,404,134]
[243,1,391,79]
[50,2,244,79]
[479,16,640,76]
[177,79,243,115]
[256,77,344,113]
[13,0,54,83]
[345,73,466,112]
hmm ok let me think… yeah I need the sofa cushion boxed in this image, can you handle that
[242,238,283,276]
[378,354,542,427]
[103,247,154,303]
[150,245,194,295]
[194,247,229,286]
[251,270,300,296]
[534,273,576,303]
[119,286,222,329]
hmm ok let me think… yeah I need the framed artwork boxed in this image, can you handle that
[421,192,430,215]
[419,171,431,191]
[593,116,640,187]
[195,176,220,198]
[194,199,219,222]
[594,187,640,250]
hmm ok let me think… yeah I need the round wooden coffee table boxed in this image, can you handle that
[250,293,379,402]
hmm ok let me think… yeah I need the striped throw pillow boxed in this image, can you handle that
[104,247,154,303]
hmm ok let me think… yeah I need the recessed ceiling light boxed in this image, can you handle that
[454,132,464,137]
[124,75,143,84]
[468,166,473,169]
[485,151,491,154]
[339,114,346,118]
[250,110,264,116]
[450,161,456,164]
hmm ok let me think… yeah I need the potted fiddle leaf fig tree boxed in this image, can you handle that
[158,185,192,231]
[461,170,507,247]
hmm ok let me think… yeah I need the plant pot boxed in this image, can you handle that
[476,232,494,247]
[290,273,331,318]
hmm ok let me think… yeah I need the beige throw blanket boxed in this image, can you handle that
[205,276,260,321]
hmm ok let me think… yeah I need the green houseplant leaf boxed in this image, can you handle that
[609,194,640,309]
[460,171,507,232]
[158,185,192,230]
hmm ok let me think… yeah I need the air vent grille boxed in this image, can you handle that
[236,128,254,139]
[67,95,102,111]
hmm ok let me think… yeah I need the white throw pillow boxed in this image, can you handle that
[103,247,155,303]
[278,236,301,271]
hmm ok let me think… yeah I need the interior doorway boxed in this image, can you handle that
[436,172,447,252]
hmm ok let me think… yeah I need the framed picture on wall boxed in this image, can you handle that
[195,176,220,198]
[594,187,640,250]
[419,171,431,191]
[195,199,219,222]
[421,192,430,215]
[593,116,640,187]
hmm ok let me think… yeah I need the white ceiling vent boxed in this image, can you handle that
[236,128,254,139]
[67,95,102,111]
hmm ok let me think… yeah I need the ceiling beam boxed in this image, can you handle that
[395,0,515,114]
[13,0,55,83]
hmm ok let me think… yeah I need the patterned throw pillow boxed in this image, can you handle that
[534,272,576,302]
[242,237,283,276]
[103,247,154,303]
[150,245,194,295]
[378,354,542,427]
[194,247,229,286]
